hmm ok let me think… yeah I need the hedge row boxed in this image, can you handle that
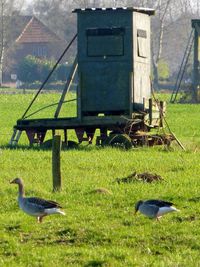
[17,55,70,83]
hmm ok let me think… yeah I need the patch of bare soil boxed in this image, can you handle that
[89,188,112,195]
[116,171,164,184]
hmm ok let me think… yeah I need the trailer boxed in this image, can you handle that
[10,7,173,148]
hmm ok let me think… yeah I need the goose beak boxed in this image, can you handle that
[10,179,15,184]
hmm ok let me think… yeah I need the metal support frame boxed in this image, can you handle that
[192,21,200,102]
[25,129,46,145]
[54,56,78,118]
[21,34,77,120]
[170,29,194,103]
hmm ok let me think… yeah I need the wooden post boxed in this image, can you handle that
[52,135,62,192]
[54,56,78,118]
[149,98,153,126]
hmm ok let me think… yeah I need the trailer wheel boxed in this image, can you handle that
[104,134,132,149]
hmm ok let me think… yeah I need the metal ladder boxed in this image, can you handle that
[9,129,22,146]
[170,30,194,103]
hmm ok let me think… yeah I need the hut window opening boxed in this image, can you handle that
[86,27,125,57]
[137,29,147,58]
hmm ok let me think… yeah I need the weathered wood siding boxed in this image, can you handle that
[133,12,151,109]
[75,8,153,117]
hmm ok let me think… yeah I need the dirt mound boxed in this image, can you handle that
[116,171,163,184]
[89,188,112,195]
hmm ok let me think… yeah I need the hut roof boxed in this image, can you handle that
[73,7,155,16]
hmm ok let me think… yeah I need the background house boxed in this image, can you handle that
[15,16,65,59]
[4,16,67,82]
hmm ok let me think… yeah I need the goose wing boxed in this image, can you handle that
[139,203,160,218]
[26,197,62,209]
[144,199,174,207]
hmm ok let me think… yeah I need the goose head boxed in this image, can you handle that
[135,200,143,214]
[10,177,23,185]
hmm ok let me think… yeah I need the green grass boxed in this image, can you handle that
[1,92,200,266]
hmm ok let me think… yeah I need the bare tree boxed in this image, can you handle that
[71,0,97,8]
[0,0,24,86]
[0,0,11,86]
[150,0,173,89]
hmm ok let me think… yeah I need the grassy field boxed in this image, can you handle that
[1,91,200,266]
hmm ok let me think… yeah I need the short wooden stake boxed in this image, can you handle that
[52,135,62,192]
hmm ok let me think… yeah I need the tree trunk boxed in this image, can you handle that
[152,60,159,90]
[151,0,172,90]
[0,0,4,87]
[0,46,4,86]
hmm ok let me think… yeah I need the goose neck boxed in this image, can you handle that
[18,183,25,197]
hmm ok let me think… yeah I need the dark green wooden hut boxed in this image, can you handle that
[73,7,155,118]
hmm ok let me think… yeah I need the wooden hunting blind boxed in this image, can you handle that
[11,7,172,148]
[74,7,154,117]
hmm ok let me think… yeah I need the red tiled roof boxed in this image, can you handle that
[16,16,61,43]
